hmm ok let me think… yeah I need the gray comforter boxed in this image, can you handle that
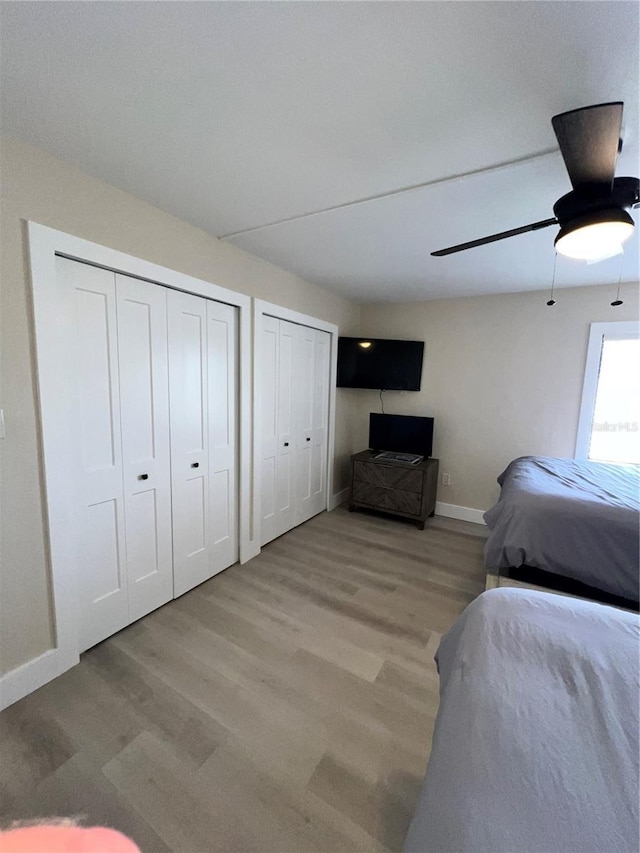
[404,588,640,853]
[483,456,640,601]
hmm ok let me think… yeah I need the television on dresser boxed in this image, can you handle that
[369,413,434,458]
[337,337,424,390]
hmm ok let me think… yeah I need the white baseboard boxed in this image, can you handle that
[329,487,350,511]
[327,491,483,523]
[435,501,485,526]
[0,646,78,711]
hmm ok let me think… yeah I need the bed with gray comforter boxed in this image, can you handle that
[483,456,639,602]
[404,588,640,853]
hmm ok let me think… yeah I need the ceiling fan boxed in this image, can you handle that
[431,102,640,262]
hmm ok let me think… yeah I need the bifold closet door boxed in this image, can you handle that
[115,274,173,624]
[168,290,238,597]
[260,317,296,545]
[260,315,278,546]
[260,318,330,546]
[293,323,315,525]
[63,257,128,651]
[206,299,239,574]
[297,327,331,524]
[59,257,173,652]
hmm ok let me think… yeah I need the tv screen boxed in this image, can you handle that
[369,413,434,458]
[337,337,424,390]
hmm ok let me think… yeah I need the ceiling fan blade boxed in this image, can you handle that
[431,219,557,257]
[551,102,623,191]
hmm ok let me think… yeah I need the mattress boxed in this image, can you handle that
[483,456,640,602]
[404,588,640,853]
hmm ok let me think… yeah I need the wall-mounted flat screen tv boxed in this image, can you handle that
[337,337,424,390]
[369,413,434,458]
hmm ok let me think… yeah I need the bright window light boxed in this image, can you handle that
[588,337,640,464]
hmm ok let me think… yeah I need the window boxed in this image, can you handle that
[576,321,640,464]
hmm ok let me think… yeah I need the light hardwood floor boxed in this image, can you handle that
[1,505,487,852]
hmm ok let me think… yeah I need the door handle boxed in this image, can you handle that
[138,474,149,481]
[191,462,200,468]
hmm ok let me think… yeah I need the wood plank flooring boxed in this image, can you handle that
[1,506,487,852]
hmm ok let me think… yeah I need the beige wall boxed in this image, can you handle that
[357,284,639,512]
[0,136,361,675]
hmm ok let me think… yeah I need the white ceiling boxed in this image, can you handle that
[1,1,638,302]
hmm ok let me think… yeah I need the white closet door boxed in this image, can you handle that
[168,290,210,597]
[115,275,173,623]
[260,317,331,545]
[58,257,128,651]
[260,317,297,545]
[206,300,239,575]
[260,315,280,545]
[276,320,297,537]
[307,329,331,520]
[294,323,316,525]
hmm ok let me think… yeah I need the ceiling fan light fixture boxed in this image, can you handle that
[554,208,634,261]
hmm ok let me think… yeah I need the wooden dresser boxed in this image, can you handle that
[349,450,439,529]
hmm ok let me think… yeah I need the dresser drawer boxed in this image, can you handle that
[352,481,422,516]
[353,460,423,493]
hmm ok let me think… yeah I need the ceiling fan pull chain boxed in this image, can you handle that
[546,253,558,306]
[611,252,625,306]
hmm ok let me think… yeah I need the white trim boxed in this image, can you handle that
[252,299,339,550]
[256,300,337,332]
[329,487,350,511]
[0,648,76,711]
[575,320,640,460]
[435,501,485,525]
[23,222,255,699]
[251,303,262,546]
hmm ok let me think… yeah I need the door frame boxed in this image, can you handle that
[253,300,338,548]
[22,222,253,701]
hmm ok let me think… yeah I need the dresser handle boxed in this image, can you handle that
[191,462,200,468]
[138,474,149,481]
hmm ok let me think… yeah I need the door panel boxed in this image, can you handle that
[308,330,331,518]
[58,256,128,651]
[169,289,210,596]
[298,329,330,523]
[276,321,296,535]
[86,499,123,603]
[125,489,159,584]
[118,300,154,462]
[210,469,230,543]
[295,324,316,518]
[182,313,207,453]
[116,274,173,622]
[206,300,238,573]
[169,292,239,593]
[311,442,323,496]
[76,288,118,473]
[261,456,276,534]
[183,475,207,553]
[260,315,280,545]
[276,451,293,529]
